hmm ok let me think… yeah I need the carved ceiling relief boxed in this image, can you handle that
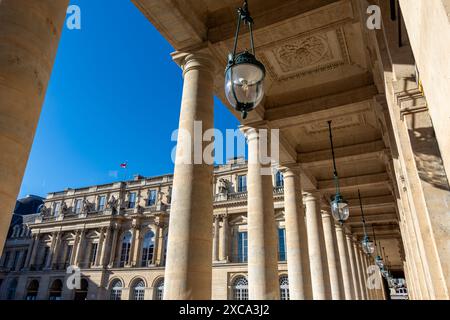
[260,28,350,81]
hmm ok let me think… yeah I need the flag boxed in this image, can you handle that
[120,162,127,169]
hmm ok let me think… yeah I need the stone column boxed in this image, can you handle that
[154,221,165,266]
[99,227,112,267]
[45,232,58,269]
[321,211,342,300]
[243,125,279,300]
[0,0,69,256]
[281,165,308,300]
[108,225,119,267]
[73,229,86,266]
[362,253,371,299]
[353,241,366,300]
[345,234,359,300]
[25,233,40,269]
[129,222,141,267]
[304,192,326,300]
[95,227,106,267]
[219,214,229,262]
[50,232,62,267]
[212,215,219,262]
[164,51,215,300]
[335,224,353,300]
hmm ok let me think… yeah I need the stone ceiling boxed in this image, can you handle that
[132,0,403,268]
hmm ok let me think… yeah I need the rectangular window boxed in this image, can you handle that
[98,196,106,211]
[53,202,61,216]
[147,190,157,206]
[90,243,98,264]
[278,228,286,261]
[128,192,136,209]
[237,175,247,192]
[74,199,83,214]
[237,232,248,263]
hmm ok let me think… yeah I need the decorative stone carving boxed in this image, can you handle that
[218,178,231,195]
[276,35,330,72]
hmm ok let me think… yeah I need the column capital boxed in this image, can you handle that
[239,121,270,141]
[303,190,320,202]
[279,163,301,177]
[172,51,216,76]
[321,210,332,219]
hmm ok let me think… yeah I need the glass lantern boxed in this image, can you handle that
[361,235,375,255]
[225,51,265,119]
[330,193,350,223]
[375,255,384,269]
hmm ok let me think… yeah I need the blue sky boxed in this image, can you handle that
[19,0,242,198]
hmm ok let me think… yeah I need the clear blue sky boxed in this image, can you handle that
[19,0,243,198]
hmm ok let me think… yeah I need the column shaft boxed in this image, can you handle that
[335,225,353,299]
[164,52,215,300]
[321,212,342,300]
[0,0,69,255]
[219,215,229,262]
[212,216,219,262]
[245,126,279,300]
[345,234,359,300]
[304,192,326,300]
[282,166,307,299]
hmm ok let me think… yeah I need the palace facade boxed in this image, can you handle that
[0,157,391,300]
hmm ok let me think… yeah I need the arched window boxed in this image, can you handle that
[49,279,63,300]
[132,279,145,300]
[141,231,155,267]
[26,280,39,300]
[7,279,18,300]
[279,275,289,300]
[74,279,88,301]
[120,231,132,267]
[154,278,164,300]
[232,276,248,300]
[110,279,123,301]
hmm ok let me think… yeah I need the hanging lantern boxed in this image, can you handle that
[224,0,265,119]
[327,120,349,224]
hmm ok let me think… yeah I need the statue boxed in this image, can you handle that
[218,178,231,194]
[166,186,172,204]
[107,195,118,209]
[61,202,68,215]
[39,204,49,216]
[82,199,92,214]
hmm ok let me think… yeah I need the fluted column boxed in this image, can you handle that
[50,232,62,267]
[212,215,219,262]
[99,227,112,267]
[335,224,353,299]
[345,233,359,300]
[243,125,279,300]
[219,214,229,262]
[0,0,69,255]
[45,232,57,269]
[164,51,215,300]
[281,165,307,300]
[304,192,326,300]
[321,211,342,300]
[73,229,86,266]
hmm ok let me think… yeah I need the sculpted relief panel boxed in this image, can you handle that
[260,28,350,81]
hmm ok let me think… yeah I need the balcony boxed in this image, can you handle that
[214,186,284,202]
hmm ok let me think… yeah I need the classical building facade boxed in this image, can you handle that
[0,158,391,300]
[0,0,449,300]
